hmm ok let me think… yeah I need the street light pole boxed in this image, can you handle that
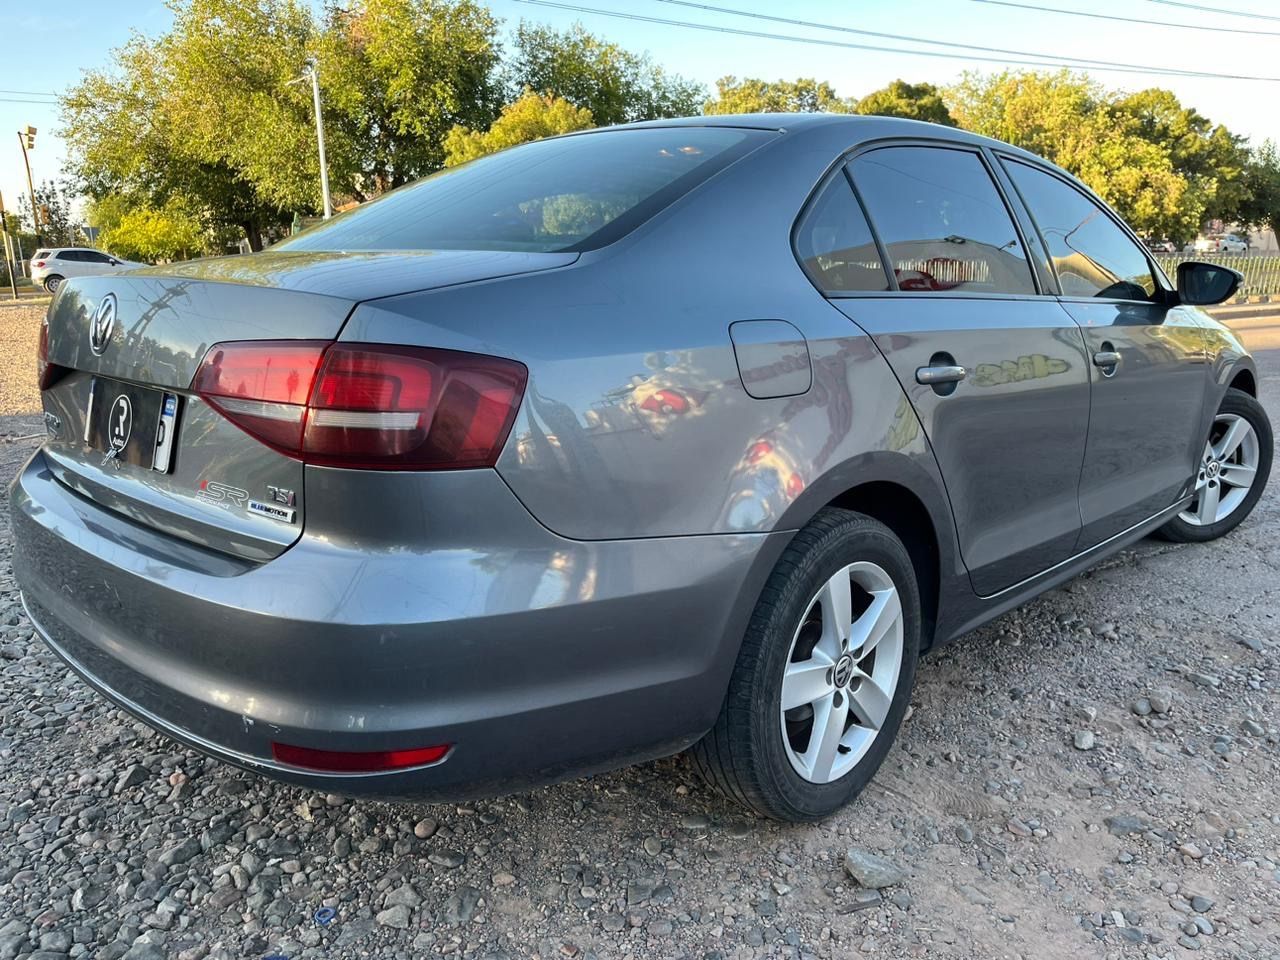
[305,60,333,219]
[17,126,40,240]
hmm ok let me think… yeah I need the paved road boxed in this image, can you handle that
[0,307,1276,960]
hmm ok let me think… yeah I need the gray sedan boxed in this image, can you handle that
[10,114,1271,820]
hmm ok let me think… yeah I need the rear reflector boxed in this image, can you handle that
[192,341,527,470]
[271,741,451,773]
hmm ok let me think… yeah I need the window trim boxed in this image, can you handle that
[995,153,1175,307]
[791,136,1048,301]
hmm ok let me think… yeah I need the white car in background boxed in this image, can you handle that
[1194,234,1248,255]
[29,247,146,293]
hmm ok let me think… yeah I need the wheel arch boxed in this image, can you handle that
[774,451,960,652]
[1229,366,1257,397]
[826,481,942,650]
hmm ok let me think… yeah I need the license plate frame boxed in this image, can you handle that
[85,378,180,473]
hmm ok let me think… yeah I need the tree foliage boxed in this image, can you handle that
[947,71,1247,244]
[704,77,853,114]
[94,195,209,262]
[854,80,955,126]
[444,90,593,167]
[18,180,79,246]
[1238,140,1280,241]
[507,22,702,126]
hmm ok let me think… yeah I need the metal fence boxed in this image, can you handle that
[1154,255,1280,299]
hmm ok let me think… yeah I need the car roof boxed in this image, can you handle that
[609,112,1051,166]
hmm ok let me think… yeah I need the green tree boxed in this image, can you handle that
[704,76,853,114]
[319,0,504,195]
[507,22,702,126]
[61,0,504,249]
[948,71,1206,244]
[854,80,955,126]
[18,180,78,246]
[1238,140,1280,245]
[444,90,594,166]
[1112,88,1249,226]
[94,196,209,262]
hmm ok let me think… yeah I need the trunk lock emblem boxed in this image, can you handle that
[89,293,117,356]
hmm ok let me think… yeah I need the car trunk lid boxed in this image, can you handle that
[38,250,574,561]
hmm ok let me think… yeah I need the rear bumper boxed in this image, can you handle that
[10,449,785,797]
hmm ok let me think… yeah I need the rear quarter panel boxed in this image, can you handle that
[341,130,958,556]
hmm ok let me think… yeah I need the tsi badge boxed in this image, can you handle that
[252,484,297,523]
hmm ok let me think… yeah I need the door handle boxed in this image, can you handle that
[1093,343,1121,377]
[915,364,967,385]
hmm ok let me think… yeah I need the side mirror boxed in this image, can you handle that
[1177,260,1243,306]
[109,258,119,265]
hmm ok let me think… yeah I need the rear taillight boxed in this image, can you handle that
[36,313,65,390]
[192,341,527,470]
[34,260,45,269]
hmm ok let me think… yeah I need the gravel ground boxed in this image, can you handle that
[1,300,1278,960]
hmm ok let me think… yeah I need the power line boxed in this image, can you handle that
[508,0,1280,82]
[0,89,58,98]
[971,0,1280,36]
[653,0,1236,77]
[0,98,60,106]
[1146,0,1280,21]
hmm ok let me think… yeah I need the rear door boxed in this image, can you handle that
[1000,158,1209,549]
[820,143,1091,596]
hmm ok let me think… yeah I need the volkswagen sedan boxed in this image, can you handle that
[10,115,1272,820]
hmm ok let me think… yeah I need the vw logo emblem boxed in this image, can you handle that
[89,293,117,356]
[833,653,855,689]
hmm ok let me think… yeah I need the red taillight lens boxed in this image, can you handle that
[271,741,451,772]
[34,260,45,268]
[36,314,65,390]
[192,341,527,470]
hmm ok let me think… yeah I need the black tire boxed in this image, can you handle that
[691,508,921,821]
[1155,388,1272,543]
[43,275,63,293]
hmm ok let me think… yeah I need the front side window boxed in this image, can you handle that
[849,146,1036,295]
[84,251,112,263]
[1003,160,1158,302]
[794,173,889,293]
[279,127,770,254]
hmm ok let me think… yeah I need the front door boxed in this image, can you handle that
[831,144,1091,596]
[1001,159,1209,549]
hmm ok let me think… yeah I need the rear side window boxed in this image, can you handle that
[57,251,81,262]
[850,146,1036,295]
[794,173,889,293]
[279,127,769,254]
[33,249,50,260]
[1003,160,1157,302]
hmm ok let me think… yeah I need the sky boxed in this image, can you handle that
[2,0,1277,236]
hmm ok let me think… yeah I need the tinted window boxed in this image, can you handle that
[56,251,81,262]
[32,249,50,260]
[850,146,1035,295]
[1004,160,1157,302]
[794,174,888,293]
[279,127,768,254]
[83,251,112,263]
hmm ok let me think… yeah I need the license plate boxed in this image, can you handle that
[85,378,180,472]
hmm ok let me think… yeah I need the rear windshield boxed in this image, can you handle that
[278,127,769,254]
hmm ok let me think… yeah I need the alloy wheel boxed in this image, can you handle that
[779,561,904,784]
[1179,413,1260,527]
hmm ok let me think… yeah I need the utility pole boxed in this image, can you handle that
[0,190,18,300]
[304,60,332,219]
[18,126,40,240]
